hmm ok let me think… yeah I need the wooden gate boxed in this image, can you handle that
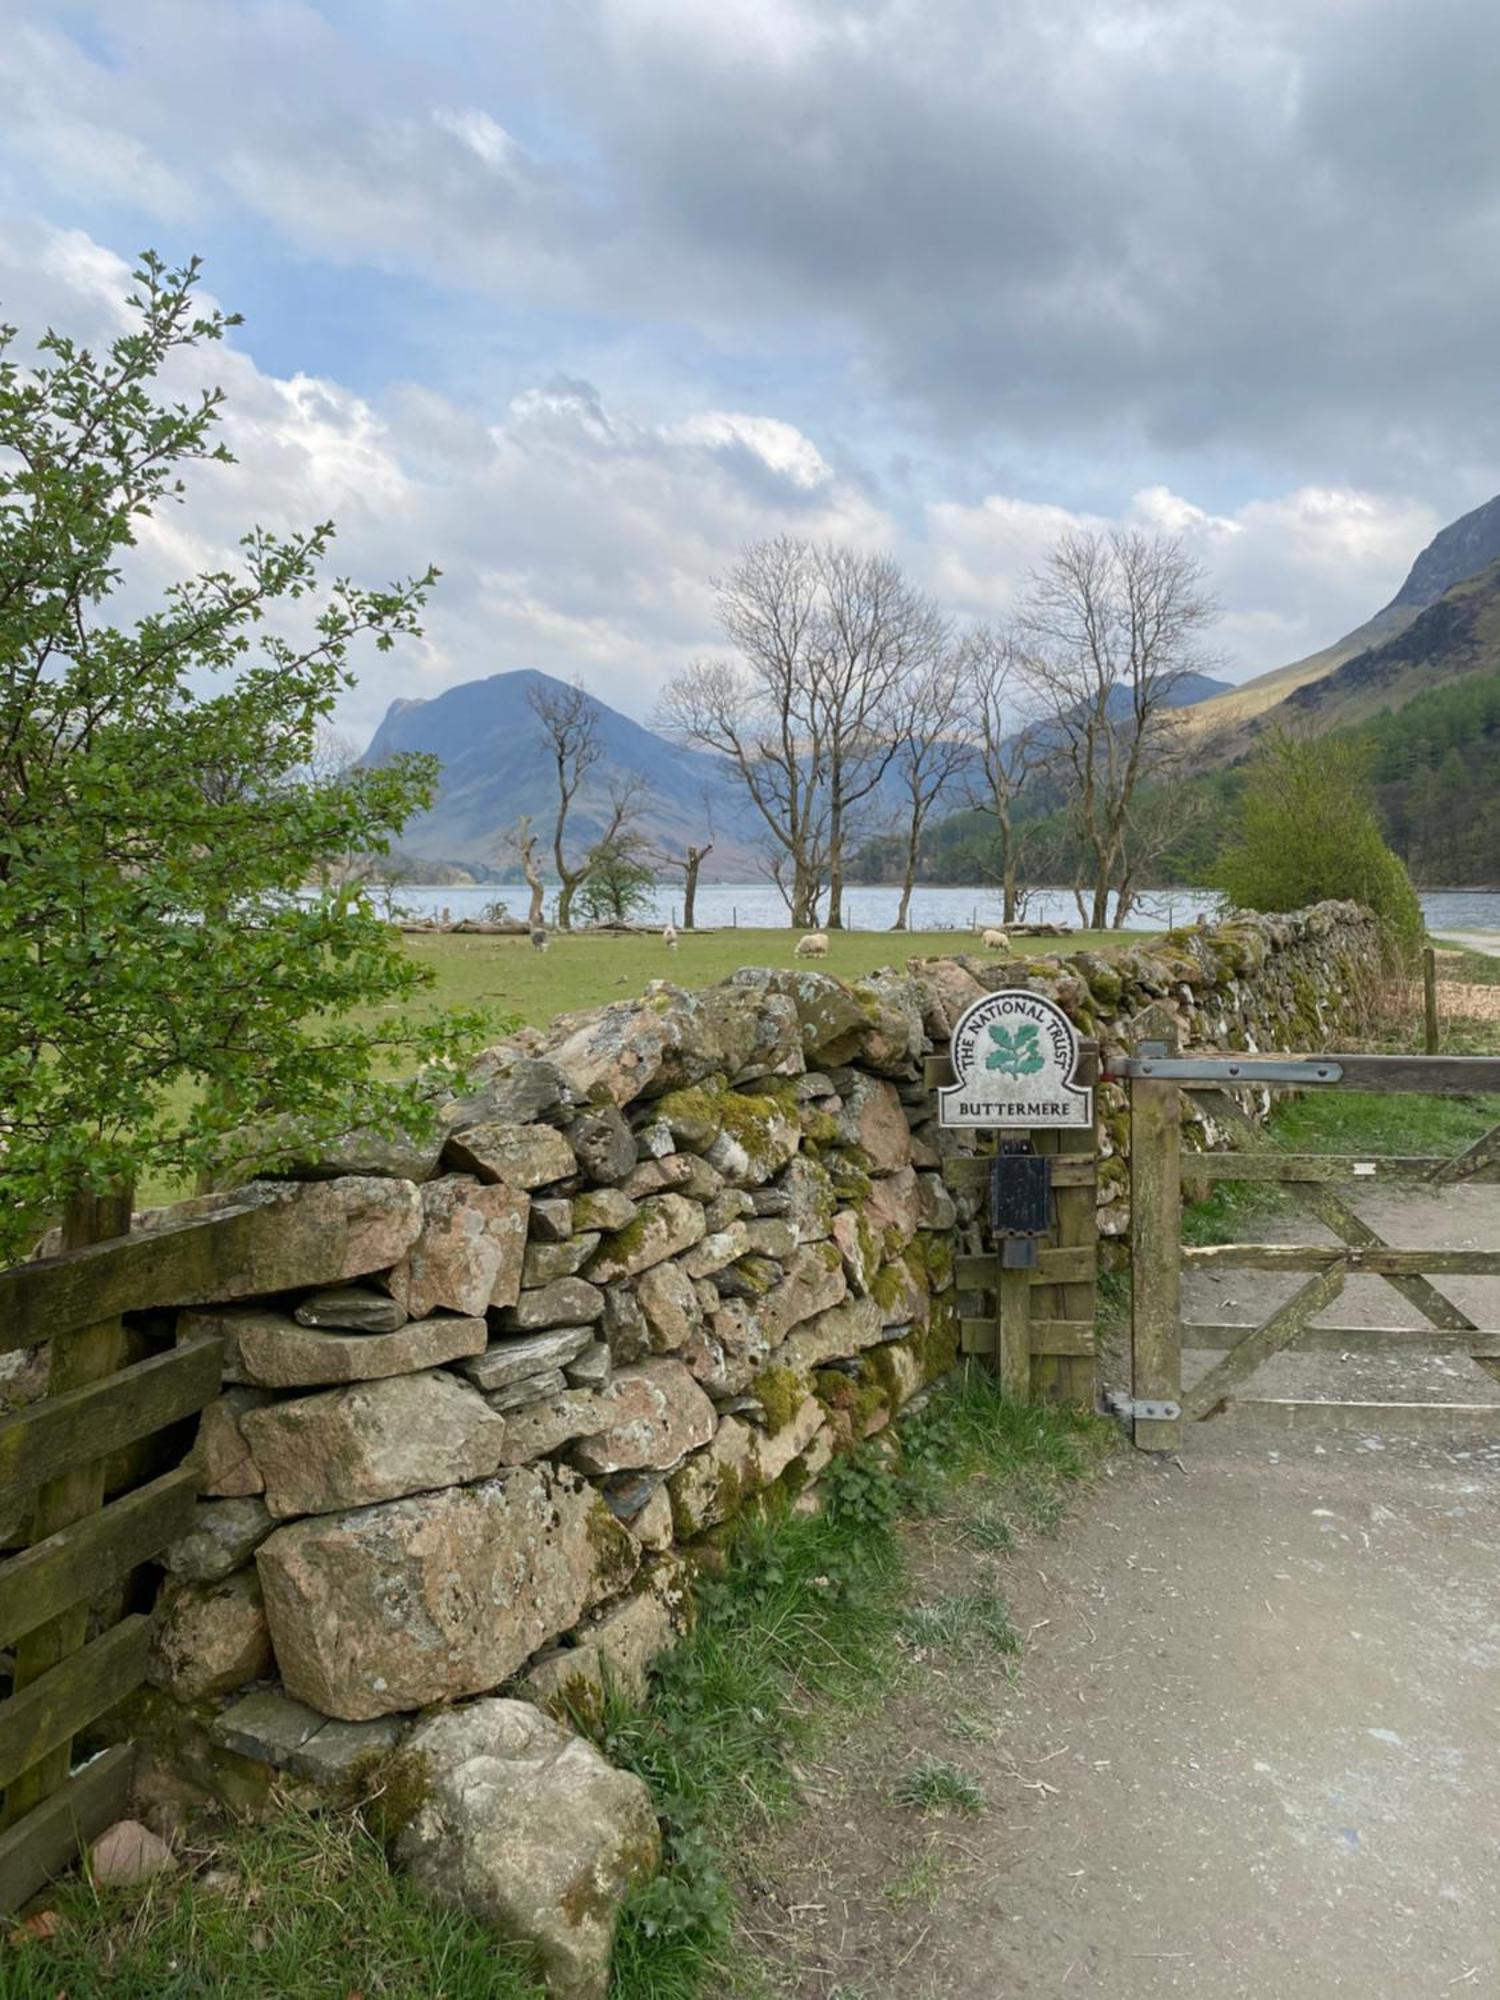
[1112,1044,1500,1450]
[0,1200,232,1912]
[928,1041,1101,1404]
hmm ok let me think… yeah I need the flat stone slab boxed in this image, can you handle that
[294,1286,408,1334]
[211,1688,405,1783]
[457,1324,597,1391]
[184,1307,488,1388]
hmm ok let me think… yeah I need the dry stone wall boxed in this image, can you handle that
[106,900,1379,1805]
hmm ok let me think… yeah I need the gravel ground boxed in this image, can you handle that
[748,1177,1500,1999]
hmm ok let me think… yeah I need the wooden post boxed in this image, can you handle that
[1029,1045,1100,1406]
[1129,1074,1182,1451]
[997,1265,1031,1402]
[1423,946,1439,1055]
[2,1186,132,1828]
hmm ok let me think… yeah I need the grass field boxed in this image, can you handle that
[390,925,1142,1038]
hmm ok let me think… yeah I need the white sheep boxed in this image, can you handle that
[981,927,1008,951]
[795,931,829,958]
[662,922,678,951]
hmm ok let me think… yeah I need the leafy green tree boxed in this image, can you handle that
[0,254,478,1265]
[575,842,657,925]
[1213,731,1424,961]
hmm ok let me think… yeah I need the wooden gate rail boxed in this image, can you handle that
[0,1202,228,1912]
[1110,1045,1500,1449]
[928,1043,1100,1405]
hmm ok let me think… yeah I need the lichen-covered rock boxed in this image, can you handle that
[762,1242,847,1343]
[679,1219,750,1279]
[835,1073,912,1174]
[485,1367,569,1413]
[161,1496,274,1581]
[148,1570,272,1702]
[498,1276,606,1332]
[702,1092,801,1188]
[566,1105,638,1184]
[780,1155,837,1241]
[572,1187,637,1233]
[394,1699,659,2000]
[773,1293,885,1374]
[726,966,871,1067]
[849,971,927,1075]
[564,1340,612,1389]
[586,1194,706,1283]
[601,1281,651,1363]
[256,1467,637,1719]
[447,1053,573,1131]
[668,1416,759,1536]
[831,1210,873,1294]
[865,1164,920,1243]
[89,1819,175,1887]
[529,1196,575,1242]
[498,1389,608,1465]
[386,1175,529,1319]
[522,1233,603,1287]
[584,1566,690,1702]
[915,1173,957,1232]
[445,1122,576,1190]
[241,1369,508,1517]
[188,1386,271,1496]
[187,1306,488,1389]
[635,1258,703,1351]
[570,1360,716,1474]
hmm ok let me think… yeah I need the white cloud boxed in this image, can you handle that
[926,483,1440,679]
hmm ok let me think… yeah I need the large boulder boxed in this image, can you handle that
[256,1466,638,1719]
[186,1306,488,1389]
[446,1052,573,1131]
[385,1176,529,1319]
[569,1360,717,1475]
[241,1370,508,1518]
[395,1699,659,2000]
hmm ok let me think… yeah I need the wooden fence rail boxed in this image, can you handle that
[0,1196,225,1913]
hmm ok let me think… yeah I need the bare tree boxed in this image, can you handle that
[1113,778,1210,928]
[887,647,968,931]
[649,788,716,929]
[658,539,828,928]
[955,624,1043,924]
[1016,529,1219,929]
[503,813,547,929]
[659,537,945,929]
[527,678,603,930]
[815,547,947,929]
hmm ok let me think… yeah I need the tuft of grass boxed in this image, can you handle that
[900,1586,1021,1662]
[959,1496,1016,1553]
[893,1759,984,1817]
[882,1838,950,1908]
[0,1801,544,1999]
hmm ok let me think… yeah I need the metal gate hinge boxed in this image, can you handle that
[1104,1390,1182,1424]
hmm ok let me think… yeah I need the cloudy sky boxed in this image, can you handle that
[3,0,1497,742]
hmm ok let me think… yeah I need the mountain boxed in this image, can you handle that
[1184,492,1500,746]
[361,670,761,872]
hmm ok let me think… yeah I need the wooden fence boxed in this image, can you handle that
[0,1195,224,1912]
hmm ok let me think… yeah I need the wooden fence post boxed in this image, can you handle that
[1423,946,1440,1055]
[1129,1075,1182,1451]
[2,1187,132,1828]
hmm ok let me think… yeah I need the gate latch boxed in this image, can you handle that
[988,1140,1052,1270]
[1103,1390,1182,1424]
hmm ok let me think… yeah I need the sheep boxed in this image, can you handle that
[795,931,829,959]
[662,922,679,951]
[981,927,1008,951]
[529,925,549,953]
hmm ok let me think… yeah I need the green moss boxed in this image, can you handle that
[586,1497,641,1594]
[357,1745,434,1847]
[870,1260,909,1314]
[751,1364,810,1435]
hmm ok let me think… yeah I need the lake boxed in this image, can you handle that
[384,882,1500,937]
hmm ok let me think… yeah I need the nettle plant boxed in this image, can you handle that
[0,254,482,1264]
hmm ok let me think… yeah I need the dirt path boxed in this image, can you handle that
[748,1184,1500,1998]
